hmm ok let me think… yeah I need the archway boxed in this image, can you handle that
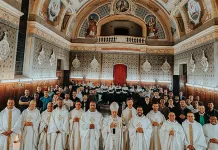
[113,64,127,85]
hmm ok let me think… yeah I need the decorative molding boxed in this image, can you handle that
[0,32,10,61]
[72,55,81,69]
[0,1,23,27]
[70,43,174,54]
[27,21,71,49]
[174,26,218,54]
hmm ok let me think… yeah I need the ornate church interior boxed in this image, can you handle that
[1,0,218,108]
[1,0,218,150]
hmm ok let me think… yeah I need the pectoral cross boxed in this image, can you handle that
[47,116,51,123]
[27,116,32,122]
[58,114,62,120]
[137,122,142,128]
[90,117,95,124]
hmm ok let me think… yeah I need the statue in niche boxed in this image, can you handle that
[116,0,129,12]
[146,15,158,39]
[85,14,99,37]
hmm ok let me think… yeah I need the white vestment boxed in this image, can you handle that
[182,120,207,150]
[47,107,69,150]
[0,107,21,150]
[122,107,137,150]
[203,123,218,150]
[38,110,52,150]
[80,110,103,150]
[69,108,84,150]
[128,115,152,150]
[102,115,124,150]
[146,110,166,150]
[160,120,186,150]
[19,108,41,150]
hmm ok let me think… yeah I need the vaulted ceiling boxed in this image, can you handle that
[29,0,217,44]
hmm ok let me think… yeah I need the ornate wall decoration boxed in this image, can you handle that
[201,51,208,72]
[174,42,214,87]
[140,54,173,81]
[48,0,61,22]
[189,54,195,73]
[142,58,151,72]
[0,24,17,79]
[110,0,136,15]
[24,38,69,78]
[72,55,81,69]
[161,58,171,73]
[90,55,99,70]
[145,15,159,39]
[38,48,46,65]
[187,0,202,25]
[79,3,166,39]
[0,32,10,61]
[70,52,101,78]
[50,51,56,66]
[85,14,99,37]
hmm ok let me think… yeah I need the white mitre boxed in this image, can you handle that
[110,102,119,111]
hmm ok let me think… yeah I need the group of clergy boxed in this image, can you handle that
[0,97,218,150]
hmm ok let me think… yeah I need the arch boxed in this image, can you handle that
[69,0,173,41]
[97,15,147,38]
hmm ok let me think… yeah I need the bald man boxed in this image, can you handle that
[0,98,21,150]
[19,100,41,150]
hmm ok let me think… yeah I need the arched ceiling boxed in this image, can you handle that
[31,0,217,43]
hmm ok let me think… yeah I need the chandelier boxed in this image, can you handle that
[90,55,99,70]
[201,51,208,72]
[142,58,151,72]
[50,51,56,66]
[161,58,171,73]
[189,54,195,73]
[38,48,46,65]
[0,32,10,61]
[72,55,81,69]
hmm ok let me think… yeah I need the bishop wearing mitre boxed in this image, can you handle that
[0,98,21,150]
[47,98,69,150]
[19,100,41,150]
[128,106,152,150]
[80,101,103,150]
[38,102,53,150]
[102,102,125,150]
